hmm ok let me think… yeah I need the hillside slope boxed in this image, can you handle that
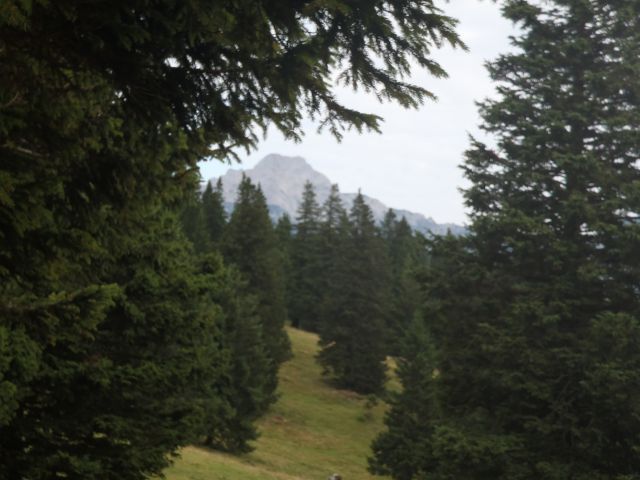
[164,327,390,480]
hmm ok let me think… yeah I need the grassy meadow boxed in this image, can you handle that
[163,327,391,480]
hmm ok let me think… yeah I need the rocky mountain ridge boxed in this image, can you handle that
[209,154,466,236]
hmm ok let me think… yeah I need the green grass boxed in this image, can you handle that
[164,327,390,480]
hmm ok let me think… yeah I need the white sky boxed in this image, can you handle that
[199,0,518,225]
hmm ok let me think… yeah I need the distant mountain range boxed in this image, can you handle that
[208,154,466,236]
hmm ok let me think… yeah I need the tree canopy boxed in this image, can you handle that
[2,0,465,477]
[1,0,465,160]
[317,192,390,394]
[370,1,640,478]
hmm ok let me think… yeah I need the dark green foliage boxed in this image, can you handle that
[289,182,324,331]
[181,179,226,252]
[316,184,350,327]
[179,182,275,453]
[197,253,270,453]
[181,187,210,254]
[1,0,464,476]
[317,184,349,333]
[1,203,228,480]
[202,179,227,247]
[381,211,428,355]
[321,185,347,239]
[223,176,292,402]
[318,193,390,394]
[275,214,294,316]
[1,0,464,160]
[371,2,640,479]
[0,14,218,471]
[370,233,486,480]
[315,183,348,348]
[275,213,294,245]
[369,317,440,480]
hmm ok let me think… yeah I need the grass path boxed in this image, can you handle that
[164,327,390,480]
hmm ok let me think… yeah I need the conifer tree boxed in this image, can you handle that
[275,214,294,251]
[317,184,348,336]
[223,176,291,404]
[369,316,440,480]
[1,0,464,477]
[318,192,390,394]
[319,185,348,280]
[371,2,640,478]
[380,209,399,243]
[179,186,272,453]
[384,213,427,354]
[197,253,270,453]
[322,185,347,235]
[275,214,294,315]
[181,188,209,253]
[290,181,323,331]
[202,179,227,247]
[0,198,228,480]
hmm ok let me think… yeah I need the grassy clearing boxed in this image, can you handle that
[164,327,390,480]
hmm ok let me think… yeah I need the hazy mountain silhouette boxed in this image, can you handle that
[210,154,466,235]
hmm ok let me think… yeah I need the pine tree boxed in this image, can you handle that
[371,2,640,478]
[290,181,323,331]
[318,192,389,394]
[223,176,291,404]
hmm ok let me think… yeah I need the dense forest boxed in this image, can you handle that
[0,0,461,478]
[3,1,640,480]
[182,177,428,397]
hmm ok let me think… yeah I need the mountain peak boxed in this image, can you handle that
[215,154,332,217]
[254,154,311,172]
[212,154,465,235]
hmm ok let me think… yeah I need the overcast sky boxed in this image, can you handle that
[199,1,518,225]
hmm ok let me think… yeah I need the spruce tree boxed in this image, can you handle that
[179,184,271,453]
[181,187,209,253]
[0,198,229,480]
[371,2,640,478]
[275,214,294,317]
[380,209,399,243]
[290,181,323,331]
[369,316,440,480]
[223,176,291,404]
[384,213,427,355]
[197,253,270,453]
[322,184,346,232]
[318,184,348,274]
[1,0,465,477]
[202,179,227,247]
[275,214,294,252]
[318,192,389,394]
[317,184,348,336]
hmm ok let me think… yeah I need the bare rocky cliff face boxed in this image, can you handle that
[210,154,466,236]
